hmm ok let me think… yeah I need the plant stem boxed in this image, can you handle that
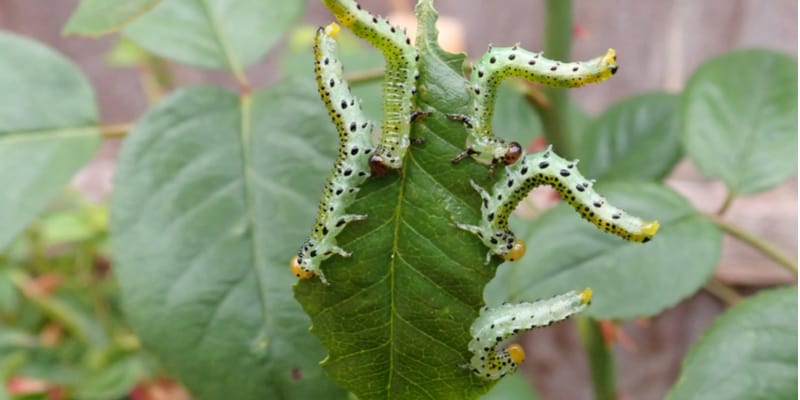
[100,123,133,138]
[707,214,798,276]
[715,191,735,216]
[704,277,742,306]
[344,67,385,85]
[576,317,617,400]
[540,0,575,158]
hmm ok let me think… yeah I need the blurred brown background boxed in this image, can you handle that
[0,0,796,399]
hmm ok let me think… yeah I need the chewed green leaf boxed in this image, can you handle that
[63,0,161,36]
[0,32,99,251]
[667,287,797,400]
[682,49,797,195]
[294,1,501,398]
[486,182,721,320]
[110,83,346,400]
[123,0,304,73]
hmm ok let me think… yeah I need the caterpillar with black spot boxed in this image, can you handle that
[469,288,593,380]
[322,0,420,175]
[450,46,618,171]
[455,146,659,264]
[291,23,374,284]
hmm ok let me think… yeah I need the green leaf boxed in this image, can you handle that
[667,287,798,400]
[123,0,304,75]
[480,373,540,400]
[682,49,798,195]
[110,83,346,400]
[63,0,161,36]
[293,2,501,399]
[492,81,542,147]
[577,92,682,181]
[74,355,149,400]
[0,32,100,251]
[486,182,722,319]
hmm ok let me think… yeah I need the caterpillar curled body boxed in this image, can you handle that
[469,288,593,380]
[455,146,659,264]
[451,46,618,169]
[291,23,374,284]
[322,0,419,175]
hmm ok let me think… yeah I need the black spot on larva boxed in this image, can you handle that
[323,57,329,65]
[593,201,602,208]
[336,219,346,227]
[350,147,359,155]
[508,54,516,60]
[474,88,481,95]
[539,161,550,169]
[490,56,497,63]
[576,183,585,192]
[507,179,514,187]
[335,188,343,195]
[550,65,557,71]
[642,237,651,243]
[349,122,356,132]
[478,70,484,78]
[612,213,621,219]
[572,66,579,72]
[344,168,353,176]
[487,212,495,222]
[340,100,348,109]
[322,227,329,235]
[372,17,378,23]
[329,78,335,87]
[560,169,570,177]
[390,26,395,33]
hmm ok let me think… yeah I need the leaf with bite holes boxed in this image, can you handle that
[293,2,506,398]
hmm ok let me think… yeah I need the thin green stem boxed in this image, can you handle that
[100,123,133,138]
[708,214,798,275]
[344,67,385,85]
[716,191,735,216]
[540,0,575,158]
[704,277,742,306]
[576,317,617,400]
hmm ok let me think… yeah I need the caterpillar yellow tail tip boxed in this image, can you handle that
[603,48,618,74]
[579,288,593,305]
[325,22,341,37]
[642,220,660,237]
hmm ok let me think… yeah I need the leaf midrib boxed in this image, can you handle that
[0,125,99,144]
[235,93,272,337]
